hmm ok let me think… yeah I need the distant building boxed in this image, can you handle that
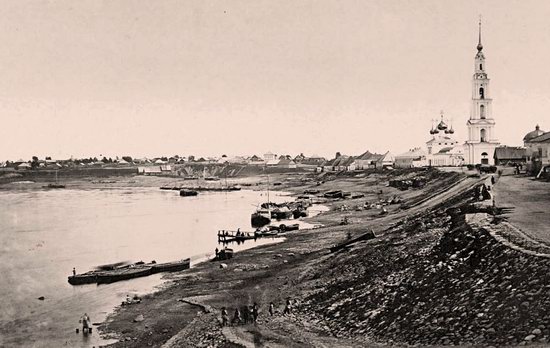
[265,159,280,167]
[277,158,297,169]
[138,166,162,175]
[248,155,265,166]
[494,146,527,165]
[293,153,306,163]
[374,151,394,169]
[523,125,545,145]
[16,162,31,170]
[426,112,464,167]
[264,152,277,161]
[524,125,550,175]
[353,151,383,170]
[218,156,247,164]
[299,155,326,167]
[322,155,356,171]
[395,148,428,168]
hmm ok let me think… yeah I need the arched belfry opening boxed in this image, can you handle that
[480,105,485,119]
[480,129,487,142]
[479,87,485,99]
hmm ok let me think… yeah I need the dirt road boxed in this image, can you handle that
[493,174,550,246]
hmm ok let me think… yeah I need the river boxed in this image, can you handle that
[0,178,312,347]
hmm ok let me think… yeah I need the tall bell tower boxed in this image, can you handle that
[465,19,499,165]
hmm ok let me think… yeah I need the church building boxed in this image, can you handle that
[425,112,464,166]
[464,21,499,165]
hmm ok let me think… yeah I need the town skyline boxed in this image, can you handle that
[1,1,550,160]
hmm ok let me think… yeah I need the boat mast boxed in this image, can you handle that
[266,172,270,204]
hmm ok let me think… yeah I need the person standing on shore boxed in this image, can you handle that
[221,307,229,327]
[232,308,241,325]
[283,299,292,315]
[252,303,259,322]
[269,302,274,316]
[248,305,254,324]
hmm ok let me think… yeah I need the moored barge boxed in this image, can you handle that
[68,258,190,285]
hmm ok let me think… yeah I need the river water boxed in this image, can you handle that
[0,180,309,347]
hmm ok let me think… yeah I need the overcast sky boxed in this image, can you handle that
[1,0,549,160]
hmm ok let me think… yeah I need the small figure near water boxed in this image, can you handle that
[72,267,76,276]
[248,305,254,323]
[283,299,293,315]
[232,308,242,325]
[221,307,229,327]
[78,313,91,334]
[269,302,275,316]
[252,303,259,322]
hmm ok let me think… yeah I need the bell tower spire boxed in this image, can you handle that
[465,17,499,165]
[477,16,483,52]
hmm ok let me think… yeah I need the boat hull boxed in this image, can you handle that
[180,190,198,196]
[68,259,190,286]
[251,213,271,227]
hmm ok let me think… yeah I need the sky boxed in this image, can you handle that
[1,0,550,161]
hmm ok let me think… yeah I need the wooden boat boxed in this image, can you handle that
[151,259,192,273]
[204,176,220,181]
[292,209,308,219]
[217,230,257,244]
[278,223,299,232]
[251,210,271,227]
[215,248,234,260]
[271,208,293,220]
[324,190,344,198]
[45,184,66,189]
[180,189,198,196]
[68,258,190,286]
[254,229,279,237]
[183,176,198,180]
[43,171,65,189]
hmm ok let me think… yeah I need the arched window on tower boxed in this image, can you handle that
[479,87,485,99]
[480,105,485,119]
[480,129,487,142]
[480,64,483,70]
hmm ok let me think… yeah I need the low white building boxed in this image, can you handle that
[395,148,428,168]
[264,152,277,161]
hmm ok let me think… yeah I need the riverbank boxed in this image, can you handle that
[99,168,486,347]
[0,180,299,348]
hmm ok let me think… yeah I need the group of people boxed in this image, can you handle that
[221,303,260,326]
[122,294,141,306]
[220,299,296,327]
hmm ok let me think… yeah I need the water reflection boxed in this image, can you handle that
[0,186,304,347]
